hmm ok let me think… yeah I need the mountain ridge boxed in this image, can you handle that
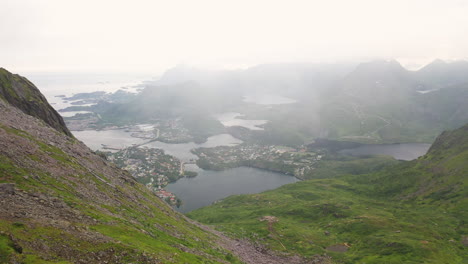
[0,68,72,137]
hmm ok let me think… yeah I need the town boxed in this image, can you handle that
[192,143,324,179]
[106,146,194,207]
[153,118,193,143]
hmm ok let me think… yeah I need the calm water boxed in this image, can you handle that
[72,129,147,151]
[36,74,432,214]
[34,73,300,213]
[24,72,152,113]
[215,112,267,130]
[339,143,431,160]
[72,129,297,212]
[166,166,298,213]
[144,134,243,162]
[144,133,298,212]
[60,111,93,117]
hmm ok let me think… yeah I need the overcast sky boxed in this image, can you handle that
[1,0,467,73]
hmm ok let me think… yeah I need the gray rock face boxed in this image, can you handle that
[0,68,72,137]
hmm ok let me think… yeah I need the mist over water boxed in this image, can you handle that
[214,112,268,130]
[24,72,152,112]
[2,1,468,262]
[36,59,467,216]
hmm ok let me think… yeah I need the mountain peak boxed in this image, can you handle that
[343,59,411,86]
[429,58,446,65]
[416,59,468,87]
[418,58,468,72]
[0,68,72,137]
[354,59,406,72]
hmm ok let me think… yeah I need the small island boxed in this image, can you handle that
[192,143,324,179]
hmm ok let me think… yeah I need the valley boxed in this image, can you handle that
[3,1,468,263]
[34,62,454,214]
[188,123,468,263]
[1,61,467,263]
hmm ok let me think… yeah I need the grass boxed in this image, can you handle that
[188,125,468,263]
[305,154,400,179]
[189,179,465,263]
[0,124,243,263]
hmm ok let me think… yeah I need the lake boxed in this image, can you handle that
[144,134,243,162]
[70,130,433,212]
[72,129,147,151]
[35,74,300,213]
[71,129,298,212]
[143,134,298,213]
[166,166,298,213]
[339,143,431,160]
[214,112,267,130]
[40,73,432,214]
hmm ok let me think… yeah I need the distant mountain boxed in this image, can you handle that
[63,60,468,145]
[415,59,468,88]
[335,60,419,103]
[156,63,354,98]
[319,60,468,143]
[189,123,468,263]
[153,60,468,145]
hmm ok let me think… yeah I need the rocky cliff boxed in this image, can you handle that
[0,68,72,137]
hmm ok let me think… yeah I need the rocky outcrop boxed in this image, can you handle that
[0,68,72,137]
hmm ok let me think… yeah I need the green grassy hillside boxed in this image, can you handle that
[188,124,468,263]
[0,80,241,263]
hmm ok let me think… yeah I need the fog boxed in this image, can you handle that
[2,0,466,219]
[1,0,468,74]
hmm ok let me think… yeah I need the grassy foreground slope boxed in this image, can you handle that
[189,124,468,263]
[0,72,242,263]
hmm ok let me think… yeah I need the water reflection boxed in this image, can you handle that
[166,167,298,212]
[339,143,431,160]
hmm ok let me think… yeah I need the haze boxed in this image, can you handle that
[1,0,468,73]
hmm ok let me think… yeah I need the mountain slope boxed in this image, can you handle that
[364,123,468,203]
[0,69,324,264]
[415,59,468,88]
[0,84,240,263]
[0,68,72,137]
[319,60,468,143]
[189,124,468,263]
